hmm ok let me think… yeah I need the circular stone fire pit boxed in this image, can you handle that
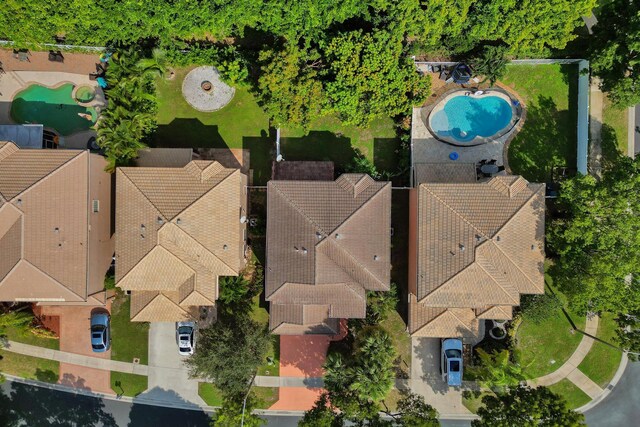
[182,66,235,112]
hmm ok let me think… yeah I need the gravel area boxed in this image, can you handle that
[181,66,235,112]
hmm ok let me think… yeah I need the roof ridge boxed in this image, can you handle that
[473,253,520,305]
[131,293,187,321]
[317,237,386,290]
[171,167,238,221]
[117,245,196,290]
[6,150,85,202]
[269,181,325,233]
[447,309,476,332]
[420,184,485,236]
[117,168,165,220]
[21,259,86,300]
[328,181,390,234]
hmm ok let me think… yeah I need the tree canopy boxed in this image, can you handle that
[472,386,585,427]
[590,0,640,106]
[548,157,640,315]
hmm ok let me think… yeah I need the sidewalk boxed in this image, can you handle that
[528,314,602,398]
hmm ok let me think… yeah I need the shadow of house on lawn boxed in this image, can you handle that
[279,130,358,174]
[130,387,210,427]
[1,381,118,427]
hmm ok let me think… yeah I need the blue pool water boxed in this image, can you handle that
[430,95,513,143]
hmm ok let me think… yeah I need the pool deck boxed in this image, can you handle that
[0,70,105,149]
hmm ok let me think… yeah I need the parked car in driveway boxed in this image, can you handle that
[441,338,463,386]
[176,321,196,356]
[90,312,110,353]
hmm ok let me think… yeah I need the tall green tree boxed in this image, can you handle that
[548,156,640,315]
[472,386,585,427]
[392,392,439,427]
[615,310,640,361]
[257,44,324,128]
[470,45,509,86]
[185,317,269,400]
[590,0,640,107]
[467,349,528,393]
[212,394,264,427]
[323,30,430,126]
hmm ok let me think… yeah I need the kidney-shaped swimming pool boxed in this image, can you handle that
[428,91,517,145]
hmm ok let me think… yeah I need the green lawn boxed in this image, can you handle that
[252,387,279,409]
[111,372,148,397]
[577,312,623,388]
[501,64,578,182]
[548,379,591,410]
[514,281,586,379]
[382,388,403,412]
[3,318,59,350]
[110,294,149,365]
[280,115,401,174]
[0,350,59,382]
[601,95,628,161]
[154,66,403,184]
[199,382,224,407]
[251,295,279,376]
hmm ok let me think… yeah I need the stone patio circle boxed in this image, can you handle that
[182,66,235,112]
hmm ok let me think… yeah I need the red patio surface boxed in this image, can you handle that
[269,322,347,410]
[38,302,112,394]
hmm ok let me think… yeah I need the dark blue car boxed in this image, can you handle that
[90,312,111,353]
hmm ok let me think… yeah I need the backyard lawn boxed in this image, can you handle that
[0,351,59,383]
[154,66,403,185]
[577,312,623,388]
[501,64,578,182]
[109,293,149,395]
[513,281,586,379]
[548,379,591,409]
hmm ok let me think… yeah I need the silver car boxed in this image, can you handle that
[176,321,196,356]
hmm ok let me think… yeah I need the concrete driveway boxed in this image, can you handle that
[140,322,204,406]
[411,337,471,417]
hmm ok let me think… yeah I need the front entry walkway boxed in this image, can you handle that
[38,304,112,393]
[139,322,204,406]
[410,337,472,417]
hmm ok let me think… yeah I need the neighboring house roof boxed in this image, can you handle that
[272,161,334,181]
[410,175,545,337]
[116,161,247,322]
[0,142,114,303]
[266,174,391,334]
[414,163,477,184]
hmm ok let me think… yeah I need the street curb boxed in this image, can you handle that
[576,352,629,413]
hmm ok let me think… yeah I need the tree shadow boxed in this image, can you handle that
[391,190,409,326]
[279,130,358,174]
[373,137,404,181]
[0,381,118,426]
[242,130,274,186]
[507,95,576,182]
[130,387,210,427]
[34,368,58,384]
[601,122,624,167]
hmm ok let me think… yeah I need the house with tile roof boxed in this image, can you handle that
[115,160,247,322]
[408,173,545,339]
[0,142,114,304]
[266,174,391,335]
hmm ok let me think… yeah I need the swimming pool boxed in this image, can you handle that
[10,83,98,136]
[428,91,516,145]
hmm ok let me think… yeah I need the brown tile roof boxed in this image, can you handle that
[414,163,477,184]
[476,305,513,320]
[116,161,247,322]
[269,304,340,335]
[410,175,545,338]
[266,174,391,334]
[409,295,480,338]
[0,142,114,302]
[272,161,335,181]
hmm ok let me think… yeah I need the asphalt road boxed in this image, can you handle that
[584,360,639,426]
[0,378,474,426]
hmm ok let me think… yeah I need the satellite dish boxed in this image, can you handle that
[240,215,247,224]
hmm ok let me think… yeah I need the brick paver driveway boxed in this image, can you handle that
[39,302,112,393]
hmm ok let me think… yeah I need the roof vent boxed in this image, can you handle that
[140,234,145,239]
[531,244,536,251]
[302,247,308,254]
[496,236,501,242]
[240,215,247,224]
[16,199,22,206]
[223,244,228,250]
[54,227,59,233]
[476,234,482,242]
[335,233,341,239]
[316,232,322,239]
[459,244,465,252]
[373,255,379,261]
[157,216,164,225]
[294,246,299,252]
[176,218,182,225]
[141,224,146,231]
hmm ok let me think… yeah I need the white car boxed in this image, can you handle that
[176,322,196,356]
